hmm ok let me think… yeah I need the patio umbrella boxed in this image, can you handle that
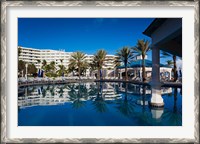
[38,69,41,77]
[41,70,44,77]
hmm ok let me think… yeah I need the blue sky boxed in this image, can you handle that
[18,18,182,67]
[18,18,153,54]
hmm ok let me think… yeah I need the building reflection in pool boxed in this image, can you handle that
[18,82,182,126]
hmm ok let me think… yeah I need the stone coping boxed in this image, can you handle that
[18,79,182,88]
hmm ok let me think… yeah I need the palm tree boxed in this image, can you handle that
[44,64,51,73]
[166,60,173,67]
[42,60,47,69]
[88,60,98,78]
[49,61,56,73]
[68,52,87,79]
[57,59,65,76]
[80,62,89,76]
[114,56,122,78]
[18,60,26,77]
[115,47,133,81]
[18,46,22,57]
[93,50,107,80]
[132,39,150,82]
[37,59,41,64]
[28,63,37,75]
[57,65,65,76]
[114,56,121,68]
[161,51,178,82]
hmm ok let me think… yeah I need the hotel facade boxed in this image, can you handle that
[18,46,117,77]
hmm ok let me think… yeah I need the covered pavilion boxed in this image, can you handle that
[143,18,182,107]
[117,59,172,81]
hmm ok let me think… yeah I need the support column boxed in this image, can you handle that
[150,46,164,107]
[139,68,142,80]
[120,72,122,80]
[169,70,171,80]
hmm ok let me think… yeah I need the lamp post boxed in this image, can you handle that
[25,63,28,80]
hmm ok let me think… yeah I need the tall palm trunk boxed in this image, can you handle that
[102,68,104,80]
[78,68,81,79]
[97,68,100,80]
[142,55,146,82]
[78,64,81,80]
[125,66,128,81]
[173,55,177,82]
[125,62,128,81]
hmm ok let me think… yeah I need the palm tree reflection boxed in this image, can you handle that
[92,82,108,113]
[161,88,182,126]
[137,85,154,125]
[116,83,135,117]
[142,85,146,112]
[67,83,88,109]
[173,88,177,112]
[88,84,98,98]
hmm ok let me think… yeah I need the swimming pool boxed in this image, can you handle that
[18,82,182,126]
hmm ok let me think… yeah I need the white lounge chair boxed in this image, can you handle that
[18,77,27,83]
[27,77,34,83]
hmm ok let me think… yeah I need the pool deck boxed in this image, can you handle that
[18,78,182,88]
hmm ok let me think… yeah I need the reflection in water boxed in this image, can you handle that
[161,88,182,126]
[68,83,87,109]
[151,108,164,120]
[92,83,108,113]
[116,83,135,117]
[174,88,177,113]
[18,82,182,126]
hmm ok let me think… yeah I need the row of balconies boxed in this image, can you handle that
[40,57,70,59]
[20,59,37,63]
[21,50,40,53]
[20,54,115,61]
[20,53,40,57]
[19,56,40,60]
[21,51,72,56]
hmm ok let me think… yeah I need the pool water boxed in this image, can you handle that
[18,82,182,126]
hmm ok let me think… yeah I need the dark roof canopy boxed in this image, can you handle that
[143,18,182,58]
[143,18,167,37]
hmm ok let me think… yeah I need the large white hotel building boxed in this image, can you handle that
[18,46,116,76]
